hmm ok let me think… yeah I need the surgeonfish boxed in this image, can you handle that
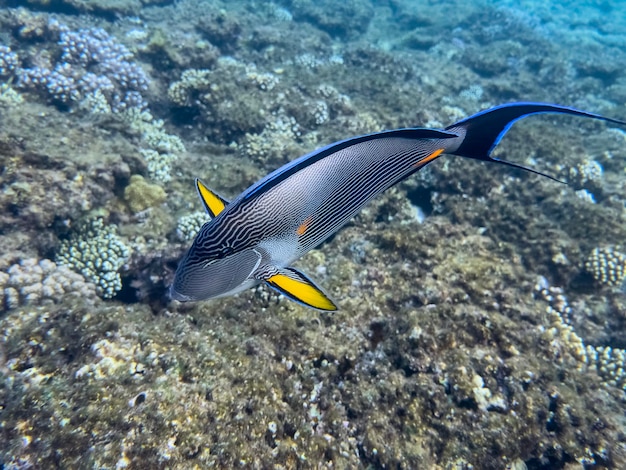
[170,102,626,311]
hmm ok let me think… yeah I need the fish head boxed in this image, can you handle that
[170,236,262,302]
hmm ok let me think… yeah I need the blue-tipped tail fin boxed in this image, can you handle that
[445,102,626,182]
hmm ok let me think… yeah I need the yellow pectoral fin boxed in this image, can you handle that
[196,178,229,218]
[266,271,337,311]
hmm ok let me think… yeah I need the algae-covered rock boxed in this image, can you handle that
[196,10,244,54]
[290,0,374,38]
[124,174,167,213]
[24,0,142,16]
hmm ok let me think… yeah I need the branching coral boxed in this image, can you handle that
[56,217,130,299]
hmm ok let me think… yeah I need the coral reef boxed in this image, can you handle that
[1,0,626,468]
[0,45,19,76]
[55,217,130,299]
[240,114,303,166]
[588,346,626,391]
[122,108,185,182]
[0,258,96,312]
[9,20,149,112]
[0,83,24,106]
[123,174,167,213]
[175,211,207,242]
[167,68,212,106]
[584,246,626,288]
[4,228,626,468]
[568,158,604,191]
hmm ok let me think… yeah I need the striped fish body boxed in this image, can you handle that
[171,102,626,310]
[234,131,458,262]
[172,130,458,308]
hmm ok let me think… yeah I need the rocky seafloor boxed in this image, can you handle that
[1,0,626,468]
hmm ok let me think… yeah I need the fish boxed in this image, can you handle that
[170,102,626,311]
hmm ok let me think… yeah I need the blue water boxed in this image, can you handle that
[1,0,625,468]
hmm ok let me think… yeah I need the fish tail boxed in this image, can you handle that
[445,102,626,182]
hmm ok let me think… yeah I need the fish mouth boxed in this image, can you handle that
[168,285,192,302]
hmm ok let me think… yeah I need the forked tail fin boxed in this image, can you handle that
[445,102,626,182]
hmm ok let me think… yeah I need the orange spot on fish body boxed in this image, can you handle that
[296,215,313,236]
[413,148,445,168]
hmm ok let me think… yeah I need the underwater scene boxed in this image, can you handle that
[1,0,626,468]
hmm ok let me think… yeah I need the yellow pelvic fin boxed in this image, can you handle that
[196,178,229,218]
[413,148,445,168]
[266,269,337,311]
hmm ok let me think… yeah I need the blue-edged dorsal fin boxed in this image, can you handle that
[264,266,337,311]
[196,178,230,218]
